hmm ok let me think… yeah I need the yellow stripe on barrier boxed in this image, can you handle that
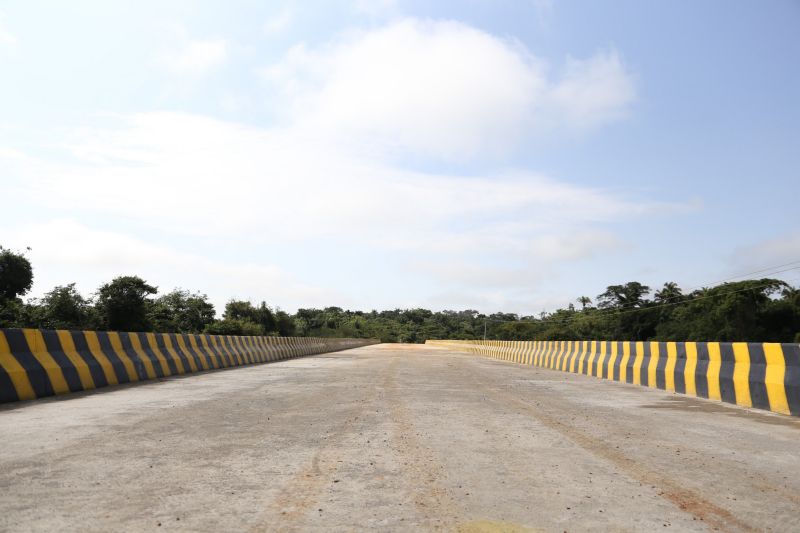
[647,342,660,388]
[179,334,208,371]
[586,342,597,377]
[162,334,189,374]
[107,332,140,382]
[84,331,119,385]
[606,342,618,380]
[424,338,798,417]
[707,342,722,401]
[684,342,698,396]
[732,343,752,408]
[56,330,96,390]
[665,342,677,392]
[0,331,36,400]
[596,341,607,378]
[619,342,631,383]
[632,341,644,385]
[763,343,790,415]
[141,333,171,376]
[122,332,157,380]
[23,329,70,394]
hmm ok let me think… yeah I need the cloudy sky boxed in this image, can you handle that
[1,1,799,315]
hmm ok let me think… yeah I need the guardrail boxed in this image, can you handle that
[0,328,378,403]
[427,339,800,416]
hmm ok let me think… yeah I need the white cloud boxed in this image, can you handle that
[352,0,399,17]
[730,233,800,283]
[0,146,27,159]
[263,9,293,35]
[8,219,343,314]
[31,111,646,243]
[7,19,657,312]
[0,12,16,47]
[549,51,636,129]
[260,19,635,159]
[159,39,228,75]
[11,109,671,312]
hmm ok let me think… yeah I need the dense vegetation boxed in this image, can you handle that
[1,246,798,342]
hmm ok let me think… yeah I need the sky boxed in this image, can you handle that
[1,0,799,316]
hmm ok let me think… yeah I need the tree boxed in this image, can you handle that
[149,289,216,333]
[597,282,651,309]
[275,310,296,336]
[36,283,93,330]
[577,296,592,310]
[220,300,277,335]
[0,246,33,301]
[204,318,263,336]
[95,276,157,331]
[654,282,683,303]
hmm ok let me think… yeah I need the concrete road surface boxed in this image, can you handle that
[1,343,798,532]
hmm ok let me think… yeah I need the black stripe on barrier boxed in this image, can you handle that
[596,341,607,377]
[117,332,150,380]
[748,343,770,411]
[40,329,84,392]
[214,335,235,367]
[695,343,710,398]
[718,343,737,405]
[166,333,195,372]
[674,343,687,394]
[153,334,180,374]
[170,333,199,371]
[204,335,227,367]
[624,342,635,384]
[237,336,252,363]
[0,361,19,402]
[218,336,236,366]
[235,336,253,364]
[784,344,800,416]
[70,331,109,388]
[655,342,668,390]
[3,329,54,398]
[181,334,207,371]
[95,332,133,384]
[199,335,221,369]
[640,342,652,387]
[256,337,269,361]
[611,342,622,381]
[133,332,167,377]
[187,334,210,369]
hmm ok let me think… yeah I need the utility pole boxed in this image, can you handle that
[483,319,487,341]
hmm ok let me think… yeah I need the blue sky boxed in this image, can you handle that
[1,0,799,315]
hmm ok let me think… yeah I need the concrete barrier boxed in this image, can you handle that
[426,339,800,416]
[0,328,378,403]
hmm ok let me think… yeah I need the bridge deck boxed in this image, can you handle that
[1,343,797,531]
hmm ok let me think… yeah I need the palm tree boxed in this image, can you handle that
[577,296,592,310]
[654,282,683,303]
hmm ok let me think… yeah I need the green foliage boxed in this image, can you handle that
[95,276,157,332]
[149,289,216,333]
[0,246,33,300]
[2,249,799,343]
[33,283,94,330]
[223,300,277,333]
[204,318,263,336]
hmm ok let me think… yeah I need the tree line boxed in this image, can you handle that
[1,246,798,342]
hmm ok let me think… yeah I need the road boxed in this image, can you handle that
[1,343,798,532]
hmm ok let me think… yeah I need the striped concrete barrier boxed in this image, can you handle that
[0,328,378,403]
[426,339,800,416]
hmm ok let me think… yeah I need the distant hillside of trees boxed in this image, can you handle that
[1,246,798,343]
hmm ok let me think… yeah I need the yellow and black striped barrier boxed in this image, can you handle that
[426,339,800,416]
[0,328,378,403]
